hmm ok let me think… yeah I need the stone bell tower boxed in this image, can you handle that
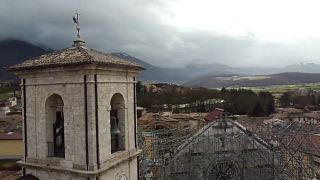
[9,16,144,180]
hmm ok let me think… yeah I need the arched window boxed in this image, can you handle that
[207,160,239,180]
[45,94,65,158]
[110,93,125,153]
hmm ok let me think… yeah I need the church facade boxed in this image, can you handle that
[9,37,144,179]
[163,117,276,180]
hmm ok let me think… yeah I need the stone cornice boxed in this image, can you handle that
[18,149,142,177]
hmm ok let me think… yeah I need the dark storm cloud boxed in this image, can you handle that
[0,0,319,67]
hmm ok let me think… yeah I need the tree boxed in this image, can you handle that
[258,91,275,115]
[280,92,291,107]
[250,102,266,117]
[266,100,275,114]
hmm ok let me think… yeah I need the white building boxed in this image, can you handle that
[0,105,10,118]
[8,97,17,107]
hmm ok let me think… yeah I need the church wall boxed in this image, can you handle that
[86,74,98,169]
[21,67,140,179]
[96,73,136,165]
[164,121,275,180]
[99,157,138,180]
[24,73,89,169]
[26,168,88,180]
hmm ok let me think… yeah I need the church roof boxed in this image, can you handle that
[9,46,145,71]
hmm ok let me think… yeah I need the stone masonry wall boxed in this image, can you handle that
[21,66,140,179]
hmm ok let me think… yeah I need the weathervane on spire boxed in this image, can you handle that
[72,10,86,48]
[73,10,80,38]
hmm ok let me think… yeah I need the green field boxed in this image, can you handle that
[211,83,320,107]
[211,83,320,94]
[245,83,320,94]
[0,87,20,101]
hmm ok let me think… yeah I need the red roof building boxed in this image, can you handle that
[204,108,225,122]
[0,131,22,140]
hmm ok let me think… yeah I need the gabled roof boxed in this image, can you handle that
[173,118,271,157]
[9,46,145,71]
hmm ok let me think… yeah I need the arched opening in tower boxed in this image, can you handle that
[110,93,126,153]
[45,94,65,158]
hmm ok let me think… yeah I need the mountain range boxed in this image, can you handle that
[183,72,320,88]
[0,39,51,80]
[1,39,320,87]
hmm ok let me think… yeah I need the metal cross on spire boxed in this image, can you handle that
[73,10,81,38]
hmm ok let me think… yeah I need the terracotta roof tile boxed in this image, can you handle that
[169,114,194,120]
[9,46,145,71]
[305,112,320,120]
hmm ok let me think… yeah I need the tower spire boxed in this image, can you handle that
[73,10,81,38]
[72,10,86,48]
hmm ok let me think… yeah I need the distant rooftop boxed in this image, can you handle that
[0,131,22,140]
[204,108,226,122]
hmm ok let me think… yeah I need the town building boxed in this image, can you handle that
[0,105,10,118]
[204,108,225,122]
[0,114,23,179]
[0,131,23,160]
[0,97,19,118]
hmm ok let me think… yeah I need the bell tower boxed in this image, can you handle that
[9,15,144,179]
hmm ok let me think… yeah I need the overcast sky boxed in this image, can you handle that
[1,0,320,68]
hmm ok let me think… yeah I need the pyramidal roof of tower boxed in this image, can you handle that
[9,44,145,71]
